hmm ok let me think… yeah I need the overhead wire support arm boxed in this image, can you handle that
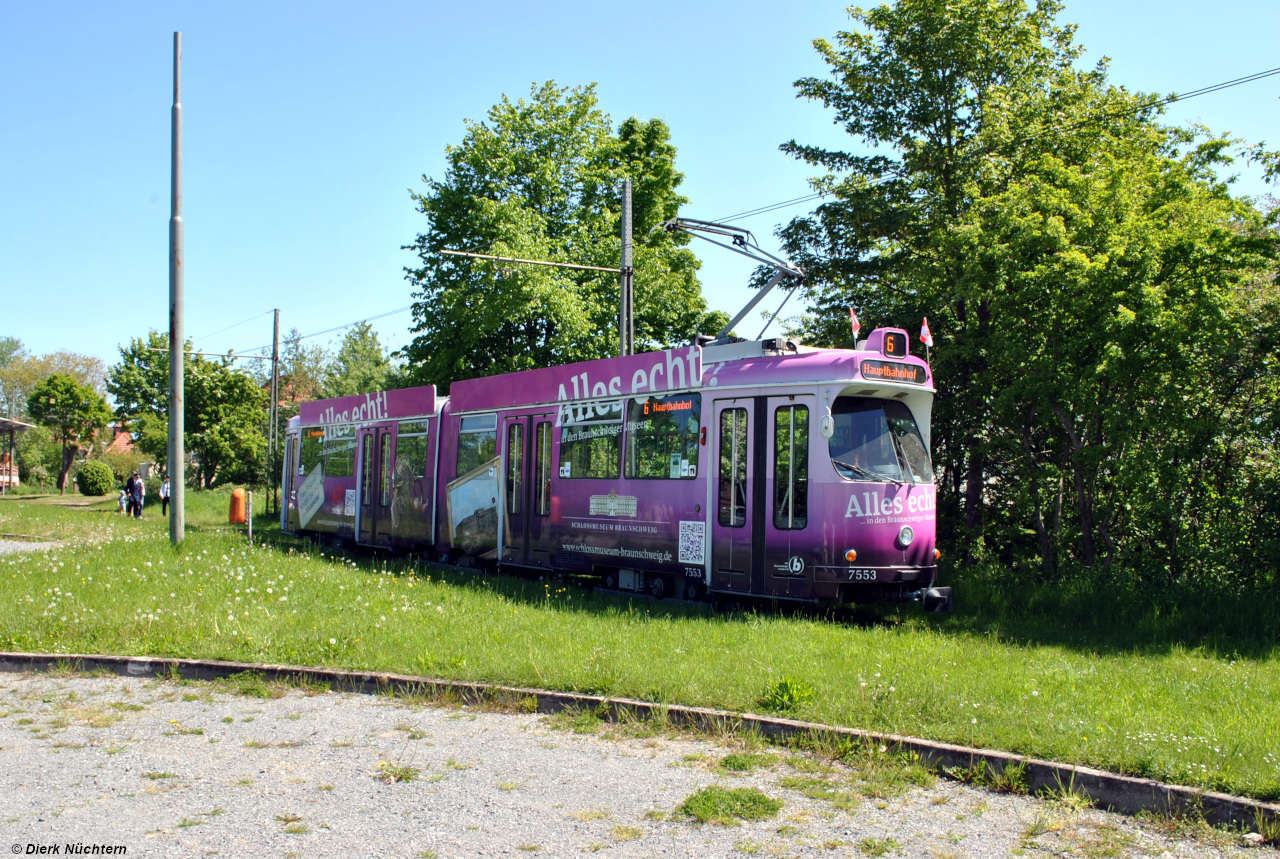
[659,217,805,341]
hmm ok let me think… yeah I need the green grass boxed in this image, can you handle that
[719,752,778,772]
[678,786,783,824]
[1,494,1280,800]
[857,836,900,856]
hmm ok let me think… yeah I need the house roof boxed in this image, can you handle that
[104,423,136,454]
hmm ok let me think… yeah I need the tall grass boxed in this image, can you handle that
[945,560,1280,657]
[1,493,1278,800]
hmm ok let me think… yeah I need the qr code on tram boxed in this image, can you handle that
[678,521,705,564]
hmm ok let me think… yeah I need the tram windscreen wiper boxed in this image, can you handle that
[888,429,918,484]
[831,458,904,486]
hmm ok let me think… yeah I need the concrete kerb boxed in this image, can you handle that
[2,650,1276,834]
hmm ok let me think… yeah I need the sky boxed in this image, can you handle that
[3,0,1277,379]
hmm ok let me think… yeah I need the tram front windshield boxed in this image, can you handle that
[829,398,933,484]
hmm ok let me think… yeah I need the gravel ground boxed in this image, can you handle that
[0,538,59,556]
[0,674,1269,859]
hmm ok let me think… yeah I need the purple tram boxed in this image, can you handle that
[280,329,949,609]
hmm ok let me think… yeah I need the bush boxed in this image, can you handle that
[77,460,117,496]
[103,451,146,487]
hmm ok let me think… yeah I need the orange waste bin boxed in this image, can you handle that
[229,488,246,524]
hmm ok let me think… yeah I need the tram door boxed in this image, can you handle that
[280,435,296,531]
[765,395,814,599]
[501,414,555,567]
[711,400,761,593]
[357,422,397,547]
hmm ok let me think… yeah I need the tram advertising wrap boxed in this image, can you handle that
[281,328,950,610]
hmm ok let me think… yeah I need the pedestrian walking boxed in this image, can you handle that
[124,473,138,517]
[160,475,171,516]
[117,488,127,514]
[129,471,144,518]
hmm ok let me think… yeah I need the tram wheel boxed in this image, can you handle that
[602,571,618,591]
[649,576,667,600]
[684,580,704,602]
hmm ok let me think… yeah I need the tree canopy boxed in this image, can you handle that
[108,331,267,488]
[323,322,396,399]
[26,372,111,494]
[778,0,1280,585]
[402,81,726,392]
[0,338,106,421]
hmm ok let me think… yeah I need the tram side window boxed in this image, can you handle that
[456,414,497,477]
[558,402,621,479]
[300,428,324,475]
[395,421,430,480]
[624,394,701,479]
[774,405,809,530]
[506,423,524,515]
[324,426,356,478]
[718,408,747,527]
[534,421,552,515]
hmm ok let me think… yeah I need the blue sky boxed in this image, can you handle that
[2,0,1277,373]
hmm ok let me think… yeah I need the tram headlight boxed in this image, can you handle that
[844,549,857,562]
[897,526,915,548]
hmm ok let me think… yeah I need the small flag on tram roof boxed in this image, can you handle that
[849,308,861,340]
[921,317,934,348]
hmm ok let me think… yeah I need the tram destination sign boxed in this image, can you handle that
[859,360,927,385]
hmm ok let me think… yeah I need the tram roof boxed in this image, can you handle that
[297,386,436,426]
[449,333,932,414]
[290,329,933,429]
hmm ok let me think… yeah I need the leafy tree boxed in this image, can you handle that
[0,342,106,421]
[15,424,59,490]
[778,0,1083,544]
[0,337,25,418]
[106,331,175,420]
[278,328,330,405]
[131,413,169,463]
[323,322,394,398]
[103,450,148,488]
[26,373,111,494]
[186,360,267,487]
[779,0,1280,584]
[403,81,726,392]
[107,331,267,488]
[0,337,21,365]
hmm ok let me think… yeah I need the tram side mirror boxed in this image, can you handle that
[819,415,834,439]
